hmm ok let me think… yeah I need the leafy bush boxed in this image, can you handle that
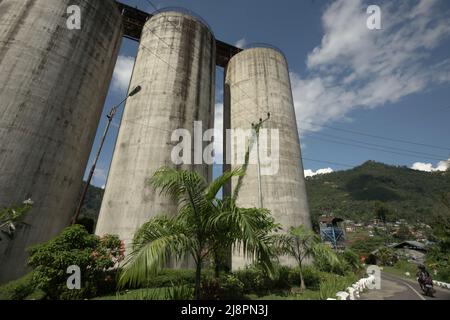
[0,272,40,300]
[319,273,357,300]
[374,247,398,266]
[114,286,194,300]
[143,269,196,288]
[220,274,245,300]
[339,249,362,272]
[27,225,124,300]
[234,264,322,294]
[314,250,348,275]
[288,266,321,290]
[199,274,245,300]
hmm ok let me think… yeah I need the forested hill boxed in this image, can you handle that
[306,161,450,225]
[81,161,450,226]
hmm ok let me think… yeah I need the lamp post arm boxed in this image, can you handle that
[70,87,140,225]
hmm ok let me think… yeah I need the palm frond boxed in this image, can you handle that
[118,217,197,289]
[205,167,244,200]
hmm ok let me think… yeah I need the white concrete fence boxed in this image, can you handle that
[326,274,377,300]
[433,280,450,290]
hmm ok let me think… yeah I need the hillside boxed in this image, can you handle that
[80,161,450,227]
[306,161,450,225]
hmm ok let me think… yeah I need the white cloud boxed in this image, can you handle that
[93,168,107,187]
[111,55,135,92]
[293,0,450,134]
[235,38,247,49]
[304,167,334,177]
[411,159,450,172]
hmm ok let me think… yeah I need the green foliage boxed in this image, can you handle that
[394,223,413,240]
[119,167,279,300]
[426,207,450,282]
[0,272,42,300]
[78,182,104,227]
[27,225,124,300]
[306,161,450,225]
[111,286,194,300]
[319,273,358,300]
[0,200,33,241]
[374,247,398,266]
[349,236,387,257]
[339,249,362,272]
[141,269,197,288]
[200,274,245,300]
[313,246,347,275]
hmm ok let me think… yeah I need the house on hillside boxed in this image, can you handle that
[369,240,429,265]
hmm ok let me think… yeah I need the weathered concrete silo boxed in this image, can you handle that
[225,47,311,269]
[0,0,123,283]
[95,10,216,260]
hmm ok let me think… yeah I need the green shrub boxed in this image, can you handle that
[199,274,245,300]
[288,266,321,290]
[219,274,245,300]
[234,265,269,293]
[142,269,196,288]
[27,225,124,300]
[319,273,358,300]
[340,249,362,271]
[0,272,40,300]
[112,286,194,300]
[314,252,349,275]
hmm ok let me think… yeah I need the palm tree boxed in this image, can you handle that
[276,225,339,291]
[118,167,278,300]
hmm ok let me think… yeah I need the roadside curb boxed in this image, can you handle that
[327,274,377,300]
[433,280,450,290]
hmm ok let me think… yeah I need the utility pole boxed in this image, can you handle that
[71,85,142,225]
[251,113,271,209]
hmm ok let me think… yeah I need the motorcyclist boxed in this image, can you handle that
[416,264,433,295]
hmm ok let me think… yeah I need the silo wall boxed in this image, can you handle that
[95,11,216,265]
[0,0,123,283]
[225,47,311,269]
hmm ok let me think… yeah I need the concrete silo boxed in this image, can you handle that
[225,47,311,269]
[95,11,216,260]
[0,0,123,283]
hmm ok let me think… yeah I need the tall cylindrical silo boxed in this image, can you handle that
[0,0,123,283]
[225,47,311,269]
[95,11,216,262]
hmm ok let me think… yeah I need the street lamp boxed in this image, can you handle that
[71,85,142,225]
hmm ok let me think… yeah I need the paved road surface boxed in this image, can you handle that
[360,272,450,300]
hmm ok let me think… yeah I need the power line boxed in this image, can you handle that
[302,157,355,168]
[304,130,449,160]
[306,135,447,162]
[302,121,450,152]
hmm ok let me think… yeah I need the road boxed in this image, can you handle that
[360,272,450,300]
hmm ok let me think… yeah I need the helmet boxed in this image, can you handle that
[418,264,426,270]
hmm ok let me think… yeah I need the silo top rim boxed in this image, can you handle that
[150,7,214,36]
[232,43,288,62]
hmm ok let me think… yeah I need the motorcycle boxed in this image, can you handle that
[418,275,435,297]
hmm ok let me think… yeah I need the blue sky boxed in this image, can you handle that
[85,0,450,187]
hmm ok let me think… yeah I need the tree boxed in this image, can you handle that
[276,225,339,291]
[395,223,412,241]
[118,167,278,300]
[27,225,124,299]
[0,199,33,241]
[375,202,389,224]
